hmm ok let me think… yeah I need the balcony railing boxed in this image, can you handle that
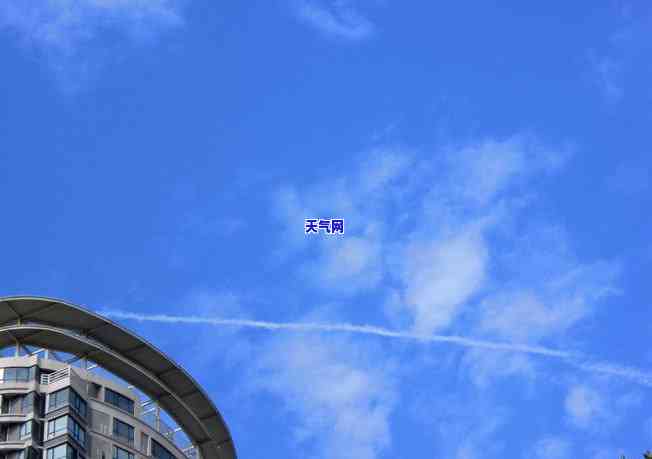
[0,408,28,416]
[40,367,70,385]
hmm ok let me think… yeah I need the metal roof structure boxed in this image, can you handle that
[0,296,236,459]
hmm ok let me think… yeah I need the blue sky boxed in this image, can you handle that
[1,1,652,458]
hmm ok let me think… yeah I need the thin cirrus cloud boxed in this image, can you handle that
[533,437,572,459]
[101,310,652,389]
[0,0,183,90]
[273,136,576,338]
[103,134,640,458]
[293,0,376,41]
[0,0,183,52]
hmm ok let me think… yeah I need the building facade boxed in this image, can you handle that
[0,298,235,459]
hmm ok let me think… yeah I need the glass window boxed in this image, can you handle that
[112,447,133,459]
[48,388,69,412]
[47,388,86,417]
[47,416,68,439]
[68,417,85,446]
[19,421,32,439]
[46,415,85,446]
[140,433,149,454]
[104,389,134,415]
[70,390,87,418]
[9,449,38,459]
[151,440,174,459]
[3,395,22,414]
[113,419,134,445]
[46,444,78,459]
[46,444,67,459]
[20,393,32,414]
[2,367,36,383]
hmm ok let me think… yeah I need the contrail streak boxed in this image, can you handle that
[101,310,652,388]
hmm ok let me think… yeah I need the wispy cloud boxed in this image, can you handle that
[250,334,396,459]
[273,136,575,338]
[564,381,641,432]
[532,437,572,459]
[588,52,624,103]
[564,385,607,429]
[293,1,376,41]
[0,0,183,51]
[0,0,183,90]
[587,5,652,103]
[102,310,652,388]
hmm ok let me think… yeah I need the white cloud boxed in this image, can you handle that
[586,7,652,104]
[400,227,488,334]
[584,446,628,459]
[431,135,568,212]
[0,0,183,90]
[563,383,641,432]
[564,385,607,429]
[272,137,590,341]
[420,393,508,459]
[532,437,572,459]
[357,149,413,193]
[273,147,412,291]
[589,52,624,103]
[462,348,536,388]
[447,138,528,207]
[251,333,396,459]
[477,261,616,344]
[312,235,383,292]
[294,1,376,41]
[0,0,182,51]
[262,133,623,456]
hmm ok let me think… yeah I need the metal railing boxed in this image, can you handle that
[0,408,28,416]
[40,366,70,385]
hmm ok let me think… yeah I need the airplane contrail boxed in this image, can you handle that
[101,310,652,388]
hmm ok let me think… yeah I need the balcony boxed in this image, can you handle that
[0,440,27,451]
[40,367,70,385]
[0,409,29,424]
[0,379,35,391]
[0,433,30,451]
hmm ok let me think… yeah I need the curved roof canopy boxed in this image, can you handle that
[0,296,236,459]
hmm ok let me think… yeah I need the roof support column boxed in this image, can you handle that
[156,402,161,432]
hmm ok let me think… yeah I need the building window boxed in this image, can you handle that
[10,448,38,459]
[6,450,28,459]
[46,444,78,459]
[151,440,174,459]
[1,393,32,414]
[48,388,87,418]
[20,392,37,414]
[140,433,149,455]
[2,367,37,383]
[68,417,86,446]
[70,390,87,418]
[113,419,134,446]
[112,446,133,459]
[104,389,134,415]
[19,421,32,439]
[46,415,85,446]
[48,388,70,412]
[47,416,68,439]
